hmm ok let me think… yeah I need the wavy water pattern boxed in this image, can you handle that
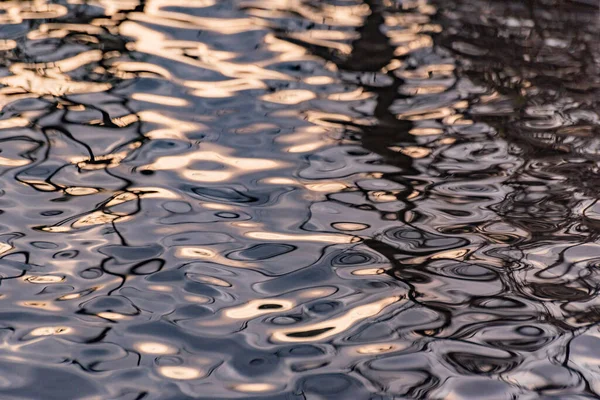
[0,0,596,399]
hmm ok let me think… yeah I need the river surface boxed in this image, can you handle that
[0,0,598,399]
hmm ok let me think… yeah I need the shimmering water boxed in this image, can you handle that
[0,0,598,398]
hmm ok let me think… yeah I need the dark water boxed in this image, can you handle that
[0,0,598,399]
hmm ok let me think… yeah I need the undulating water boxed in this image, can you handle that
[0,0,598,399]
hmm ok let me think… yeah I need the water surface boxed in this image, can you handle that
[0,0,598,399]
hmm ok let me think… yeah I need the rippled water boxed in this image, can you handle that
[0,0,598,398]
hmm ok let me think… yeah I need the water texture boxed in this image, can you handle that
[0,0,597,399]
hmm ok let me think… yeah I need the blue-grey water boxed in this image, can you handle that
[0,0,598,399]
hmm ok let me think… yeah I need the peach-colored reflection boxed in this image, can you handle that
[184,295,210,304]
[158,366,203,380]
[230,383,278,393]
[148,285,173,292]
[0,70,111,96]
[97,312,127,320]
[190,275,231,287]
[78,0,141,16]
[0,156,30,167]
[272,296,402,342]
[59,289,97,301]
[186,79,267,99]
[1,49,111,97]
[351,268,386,276]
[327,88,372,101]
[40,226,72,233]
[304,76,335,85]
[136,342,176,355]
[261,177,298,185]
[356,343,402,354]
[401,86,449,95]
[147,145,282,171]
[444,114,473,126]
[409,127,444,136]
[246,231,359,244]
[25,275,64,284]
[111,61,173,80]
[181,170,233,183]
[390,146,432,159]
[143,0,248,32]
[131,93,189,107]
[65,187,99,196]
[392,35,433,56]
[30,326,71,337]
[287,142,329,153]
[72,211,121,228]
[0,243,12,255]
[276,125,332,154]
[0,117,30,131]
[19,301,62,312]
[176,247,253,269]
[431,249,469,260]
[0,2,67,24]
[119,21,291,85]
[224,299,293,320]
[397,107,454,121]
[305,182,348,192]
[178,248,216,258]
[0,40,16,51]
[286,32,353,55]
[262,90,316,105]
[137,111,202,133]
[332,222,369,231]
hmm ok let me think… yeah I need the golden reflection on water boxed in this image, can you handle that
[0,69,111,97]
[96,312,128,320]
[135,342,176,354]
[19,301,62,312]
[224,299,294,319]
[261,89,316,104]
[351,268,386,276]
[131,93,189,107]
[245,231,360,244]
[355,343,404,355]
[158,366,204,380]
[24,275,64,284]
[29,326,71,337]
[229,383,279,393]
[271,296,403,342]
[0,243,13,255]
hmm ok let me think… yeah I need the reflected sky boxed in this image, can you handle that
[0,0,596,399]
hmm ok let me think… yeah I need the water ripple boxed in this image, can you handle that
[0,0,596,398]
